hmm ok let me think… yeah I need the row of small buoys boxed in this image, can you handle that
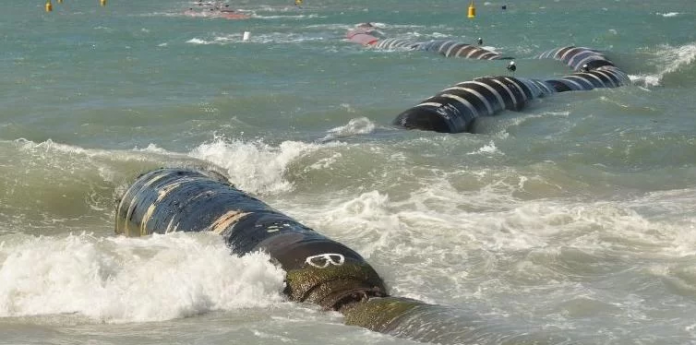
[45,0,106,12]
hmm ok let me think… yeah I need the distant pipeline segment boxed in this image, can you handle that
[346,26,510,60]
[393,46,630,133]
[538,46,630,92]
[418,40,512,60]
[115,168,568,343]
[538,46,617,72]
[393,76,555,133]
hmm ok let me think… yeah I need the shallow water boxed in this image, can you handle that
[1,0,696,344]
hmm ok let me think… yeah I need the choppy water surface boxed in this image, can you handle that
[1,0,696,344]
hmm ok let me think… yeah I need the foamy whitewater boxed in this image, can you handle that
[1,0,696,344]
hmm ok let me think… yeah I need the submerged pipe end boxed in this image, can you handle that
[285,263,389,311]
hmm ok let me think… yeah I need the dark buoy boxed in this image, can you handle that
[501,4,507,10]
[507,60,517,75]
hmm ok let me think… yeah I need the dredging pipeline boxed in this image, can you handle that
[342,297,574,344]
[392,75,556,133]
[114,168,573,344]
[115,167,387,310]
[538,46,630,92]
[393,46,630,133]
[345,26,508,60]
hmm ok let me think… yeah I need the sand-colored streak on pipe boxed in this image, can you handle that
[115,168,387,311]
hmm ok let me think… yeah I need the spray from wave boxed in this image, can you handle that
[656,12,680,18]
[630,43,696,87]
[5,137,343,199]
[0,232,286,323]
[190,137,342,194]
[318,117,376,142]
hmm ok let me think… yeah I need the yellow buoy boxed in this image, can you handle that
[467,1,476,18]
[45,0,53,12]
[100,0,107,6]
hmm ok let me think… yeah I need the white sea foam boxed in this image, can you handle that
[657,12,680,17]
[629,73,662,87]
[386,24,426,29]
[0,232,286,322]
[189,32,326,45]
[190,138,340,194]
[630,43,696,87]
[17,138,86,155]
[430,32,449,39]
[187,38,212,45]
[467,140,503,155]
[254,14,321,20]
[12,138,339,196]
[318,117,376,142]
[186,35,245,45]
[284,169,696,303]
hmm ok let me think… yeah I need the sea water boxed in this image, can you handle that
[1,0,696,344]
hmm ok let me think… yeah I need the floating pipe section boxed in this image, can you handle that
[538,46,617,72]
[538,46,630,92]
[392,76,555,133]
[115,168,387,311]
[346,27,507,60]
[373,38,420,50]
[417,40,511,60]
[342,297,574,344]
[393,47,631,133]
[544,67,629,92]
[345,27,380,46]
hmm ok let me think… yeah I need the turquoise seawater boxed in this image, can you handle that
[1,0,696,344]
